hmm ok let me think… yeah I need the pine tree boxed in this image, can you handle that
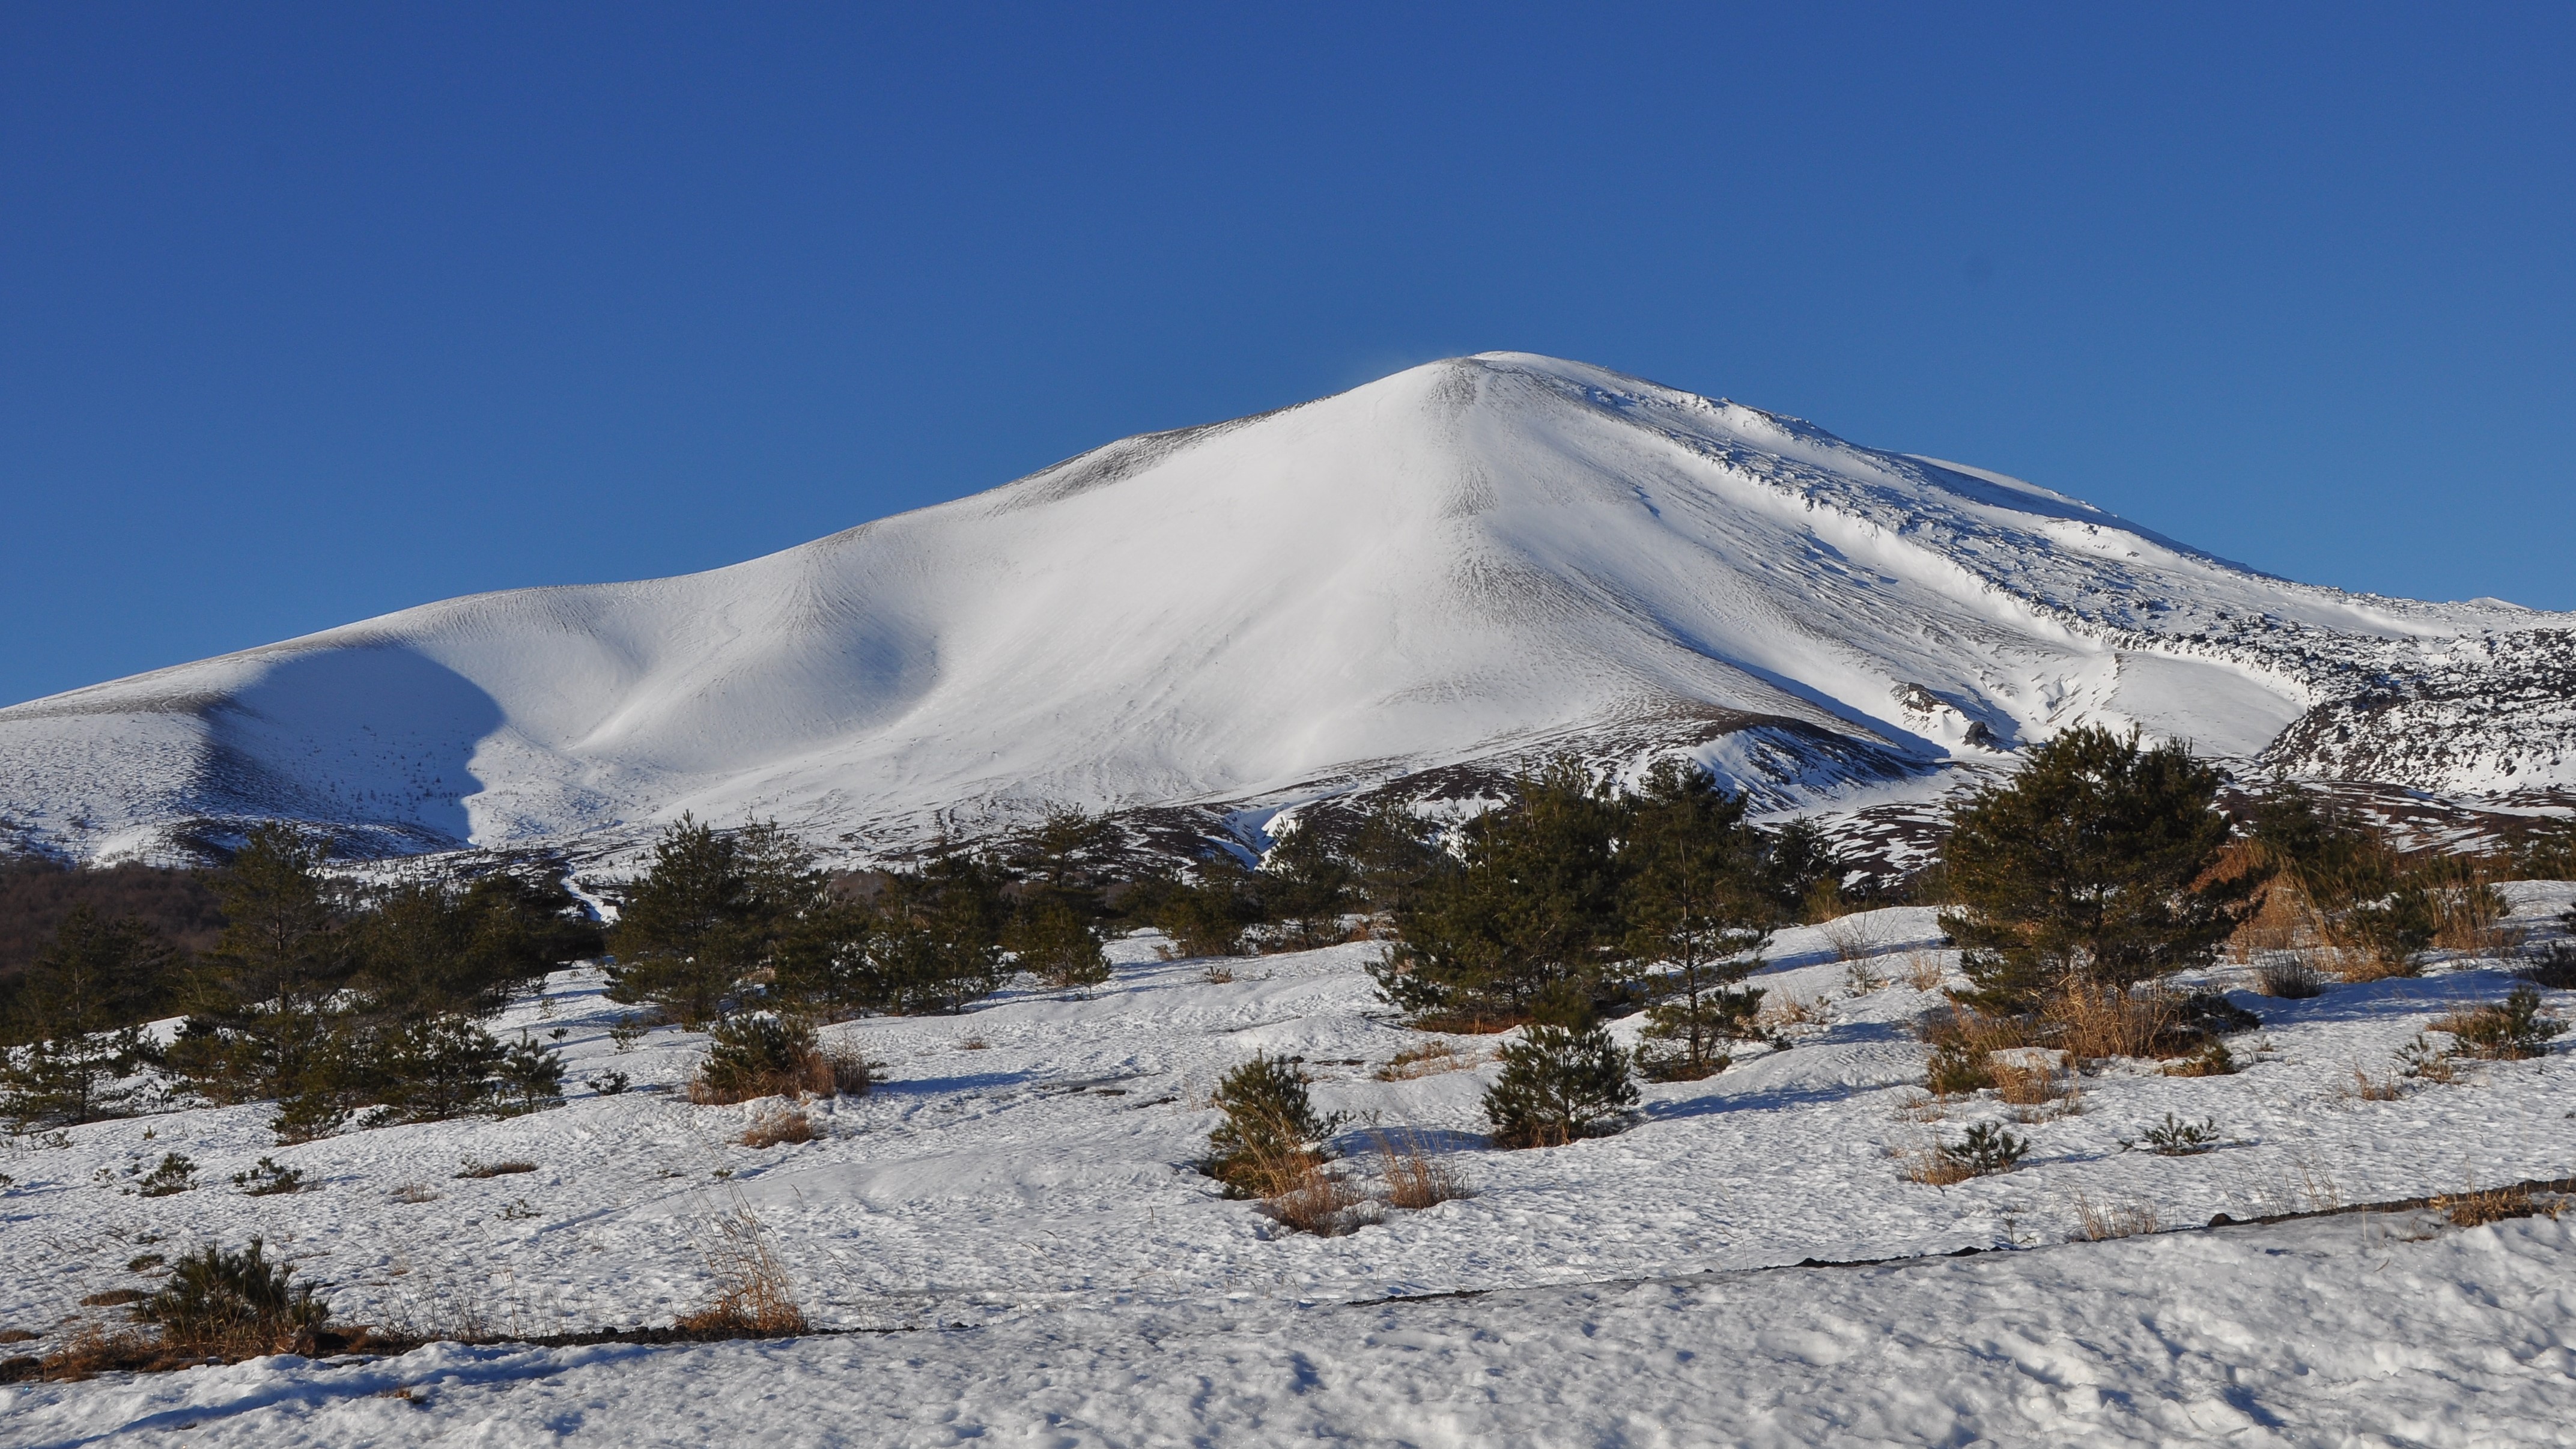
[1003,807,1117,993]
[1482,1021,1638,1148]
[606,816,822,1026]
[354,871,601,1019]
[1376,759,1627,1024]
[1156,852,1260,958]
[1758,816,1847,923]
[372,1014,508,1123]
[1621,762,1770,1080]
[767,896,880,1019]
[1010,896,1111,993]
[169,826,352,1105]
[1259,822,1355,949]
[1941,725,2256,1012]
[0,905,175,1128]
[866,854,1012,1014]
[1203,1053,1344,1196]
[190,825,348,1018]
[1344,798,1454,916]
[494,1030,567,1115]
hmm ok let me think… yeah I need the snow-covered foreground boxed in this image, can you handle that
[7,1211,2573,1448]
[4,891,2573,1445]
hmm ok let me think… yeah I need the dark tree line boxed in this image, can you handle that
[600,808,1122,1030]
[2,827,597,1138]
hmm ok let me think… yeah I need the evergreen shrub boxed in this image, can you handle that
[1482,1022,1638,1149]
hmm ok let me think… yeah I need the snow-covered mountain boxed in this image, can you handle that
[2,352,2569,866]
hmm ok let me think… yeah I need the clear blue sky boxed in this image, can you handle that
[5,3,2571,708]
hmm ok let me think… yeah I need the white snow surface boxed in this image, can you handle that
[6,892,2574,1445]
[5,353,2568,864]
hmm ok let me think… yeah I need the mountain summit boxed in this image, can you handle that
[4,353,2569,865]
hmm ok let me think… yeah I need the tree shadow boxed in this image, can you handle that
[872,1069,1041,1096]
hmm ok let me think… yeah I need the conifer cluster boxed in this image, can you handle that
[2,825,598,1138]
[1368,759,1826,1057]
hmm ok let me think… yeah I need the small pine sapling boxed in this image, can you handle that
[691,1014,829,1104]
[2167,1040,2238,1077]
[1949,1122,2029,1175]
[2395,1033,2461,1083]
[2123,1113,2223,1156]
[1203,1054,1346,1198]
[231,1157,305,1195]
[496,1032,568,1115]
[1925,1044,1994,1098]
[142,1239,329,1355]
[136,1152,197,1197]
[1482,1022,1638,1149]
[2433,985,2566,1061]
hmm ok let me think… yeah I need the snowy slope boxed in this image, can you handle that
[2,353,2568,865]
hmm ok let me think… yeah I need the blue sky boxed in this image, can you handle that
[4,3,2571,707]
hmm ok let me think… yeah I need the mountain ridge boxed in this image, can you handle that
[3,352,2569,869]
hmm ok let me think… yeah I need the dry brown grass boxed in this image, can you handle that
[2425,860,2518,954]
[2069,1189,2160,1241]
[1375,1041,1481,1080]
[1760,992,1831,1031]
[737,1104,815,1149]
[2251,955,2325,999]
[1375,1132,1474,1211]
[2342,1065,2407,1102]
[19,1321,172,1381]
[958,1036,990,1051]
[2042,985,2178,1061]
[2331,947,2423,984]
[1918,1004,2043,1057]
[1822,914,1885,964]
[1895,1141,1977,1187]
[2225,858,2310,964]
[2431,1182,2561,1228]
[1901,951,1948,992]
[674,1197,807,1338]
[1200,963,1236,985]
[2009,1088,2083,1125]
[1260,1157,1377,1236]
[2291,1156,2345,1214]
[389,1183,440,1204]
[2230,867,2428,982]
[688,1043,873,1105]
[1990,1050,2071,1105]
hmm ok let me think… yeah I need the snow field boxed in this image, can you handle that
[2,889,2573,1444]
[5,1212,2572,1446]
